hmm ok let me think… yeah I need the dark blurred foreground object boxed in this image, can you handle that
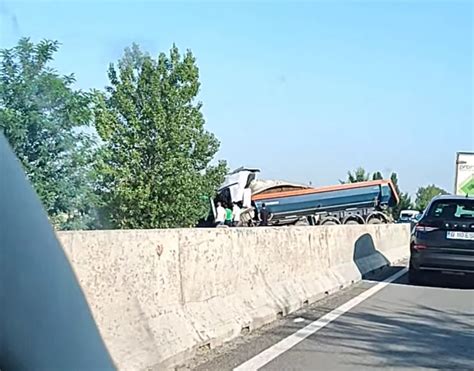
[0,134,115,370]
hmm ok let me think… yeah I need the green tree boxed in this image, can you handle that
[341,167,371,183]
[397,193,413,214]
[372,171,383,180]
[94,43,226,228]
[387,172,413,219]
[0,38,98,229]
[390,172,413,220]
[415,185,448,211]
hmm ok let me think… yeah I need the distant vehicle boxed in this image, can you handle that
[454,152,474,196]
[209,167,399,226]
[409,195,474,284]
[397,210,420,224]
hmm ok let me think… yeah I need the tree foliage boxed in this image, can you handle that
[94,43,226,228]
[415,184,448,211]
[0,38,98,229]
[341,167,371,184]
[389,172,413,219]
[372,171,383,180]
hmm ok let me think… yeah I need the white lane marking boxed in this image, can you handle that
[234,267,408,371]
[293,317,306,323]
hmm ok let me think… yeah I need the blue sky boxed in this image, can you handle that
[1,0,472,195]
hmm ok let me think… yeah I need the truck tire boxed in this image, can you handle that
[345,220,360,225]
[321,217,340,226]
[366,212,389,224]
[368,218,382,224]
[295,218,310,226]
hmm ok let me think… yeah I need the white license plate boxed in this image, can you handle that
[446,231,474,241]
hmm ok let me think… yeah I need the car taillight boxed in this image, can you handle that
[412,243,428,251]
[415,224,439,232]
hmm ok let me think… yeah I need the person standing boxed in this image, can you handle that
[232,202,242,227]
[215,202,226,226]
[259,203,270,226]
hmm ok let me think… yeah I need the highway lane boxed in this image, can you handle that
[191,268,474,370]
[258,273,474,370]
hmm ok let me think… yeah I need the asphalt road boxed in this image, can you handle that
[190,266,474,371]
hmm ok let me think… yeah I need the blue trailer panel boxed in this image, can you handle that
[252,180,398,225]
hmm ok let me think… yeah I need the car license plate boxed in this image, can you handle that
[446,231,474,241]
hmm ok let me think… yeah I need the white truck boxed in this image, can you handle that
[454,152,474,196]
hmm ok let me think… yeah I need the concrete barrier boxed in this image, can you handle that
[57,224,410,370]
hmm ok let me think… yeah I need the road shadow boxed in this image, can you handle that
[269,301,474,370]
[352,233,390,279]
[352,233,474,290]
[398,271,474,290]
[361,263,474,290]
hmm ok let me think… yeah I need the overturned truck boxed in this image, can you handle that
[204,167,399,227]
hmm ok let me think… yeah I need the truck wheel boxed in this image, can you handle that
[345,220,360,225]
[321,217,341,226]
[295,218,310,226]
[368,218,382,224]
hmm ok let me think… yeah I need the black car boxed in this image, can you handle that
[409,195,474,284]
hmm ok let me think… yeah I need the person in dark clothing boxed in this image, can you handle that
[259,203,270,226]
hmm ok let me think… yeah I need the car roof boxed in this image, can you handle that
[428,195,474,209]
[423,194,473,213]
[431,194,474,201]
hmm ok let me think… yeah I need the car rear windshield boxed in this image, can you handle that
[428,199,474,220]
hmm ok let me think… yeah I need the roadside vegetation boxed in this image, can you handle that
[0,39,448,229]
[0,38,226,229]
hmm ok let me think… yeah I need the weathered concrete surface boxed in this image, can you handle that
[57,224,410,370]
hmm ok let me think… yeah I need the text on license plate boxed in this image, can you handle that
[446,231,474,241]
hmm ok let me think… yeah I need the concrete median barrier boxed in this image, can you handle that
[57,224,410,370]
